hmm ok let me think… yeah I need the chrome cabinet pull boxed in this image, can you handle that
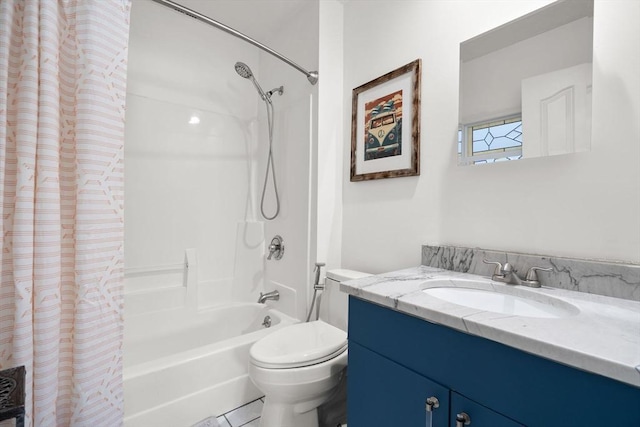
[425,396,440,412]
[455,412,471,427]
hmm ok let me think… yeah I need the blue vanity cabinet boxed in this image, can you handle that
[347,296,640,426]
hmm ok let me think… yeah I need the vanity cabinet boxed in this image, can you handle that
[347,296,640,426]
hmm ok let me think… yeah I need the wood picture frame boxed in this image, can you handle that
[350,59,421,181]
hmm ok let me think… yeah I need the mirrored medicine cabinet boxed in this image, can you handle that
[458,0,594,166]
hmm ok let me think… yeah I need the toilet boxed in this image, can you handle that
[248,269,370,427]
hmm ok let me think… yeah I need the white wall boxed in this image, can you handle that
[340,0,640,274]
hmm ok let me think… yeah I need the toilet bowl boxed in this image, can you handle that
[248,269,370,427]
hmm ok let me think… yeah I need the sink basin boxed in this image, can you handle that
[422,286,577,318]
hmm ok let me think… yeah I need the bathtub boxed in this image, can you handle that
[123,302,297,427]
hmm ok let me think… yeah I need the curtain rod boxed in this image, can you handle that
[149,0,319,85]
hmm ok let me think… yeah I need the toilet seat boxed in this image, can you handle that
[250,321,347,369]
[251,343,347,369]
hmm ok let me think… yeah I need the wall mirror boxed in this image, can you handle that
[458,0,594,165]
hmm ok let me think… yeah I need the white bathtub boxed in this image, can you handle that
[124,303,297,427]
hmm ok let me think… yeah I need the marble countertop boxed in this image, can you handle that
[341,266,640,388]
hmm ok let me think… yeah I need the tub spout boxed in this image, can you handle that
[257,290,280,304]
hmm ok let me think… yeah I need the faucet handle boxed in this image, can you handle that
[525,266,552,282]
[267,235,284,260]
[483,259,504,276]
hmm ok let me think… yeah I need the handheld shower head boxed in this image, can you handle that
[234,61,267,101]
[235,61,284,220]
[234,61,253,79]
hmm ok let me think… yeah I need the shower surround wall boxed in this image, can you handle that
[125,0,262,309]
[125,0,318,317]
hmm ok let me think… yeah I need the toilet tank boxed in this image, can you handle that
[319,269,371,332]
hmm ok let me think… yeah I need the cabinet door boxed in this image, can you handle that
[450,392,523,427]
[349,342,449,426]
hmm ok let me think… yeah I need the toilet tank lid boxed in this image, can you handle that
[326,269,371,282]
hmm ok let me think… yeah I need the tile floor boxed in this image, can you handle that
[216,397,264,427]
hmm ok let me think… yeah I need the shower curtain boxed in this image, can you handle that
[0,1,131,425]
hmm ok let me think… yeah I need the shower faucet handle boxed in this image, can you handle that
[267,235,284,260]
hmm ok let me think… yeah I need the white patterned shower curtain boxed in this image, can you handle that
[0,1,130,425]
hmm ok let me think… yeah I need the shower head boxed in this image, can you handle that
[234,61,253,79]
[235,61,268,101]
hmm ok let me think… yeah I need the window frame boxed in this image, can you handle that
[458,114,523,165]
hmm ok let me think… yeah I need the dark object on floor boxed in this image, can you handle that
[0,366,25,427]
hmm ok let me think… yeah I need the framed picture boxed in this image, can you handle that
[350,59,421,181]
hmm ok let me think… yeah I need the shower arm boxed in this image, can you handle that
[150,0,319,85]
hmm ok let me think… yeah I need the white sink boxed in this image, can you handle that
[422,286,578,318]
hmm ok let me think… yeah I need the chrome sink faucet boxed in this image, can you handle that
[483,259,552,288]
[257,290,280,304]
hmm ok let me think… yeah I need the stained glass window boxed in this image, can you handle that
[470,118,522,155]
[458,115,523,165]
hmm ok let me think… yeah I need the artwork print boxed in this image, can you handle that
[350,59,421,181]
[364,90,403,161]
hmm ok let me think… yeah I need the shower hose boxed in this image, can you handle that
[260,98,280,220]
